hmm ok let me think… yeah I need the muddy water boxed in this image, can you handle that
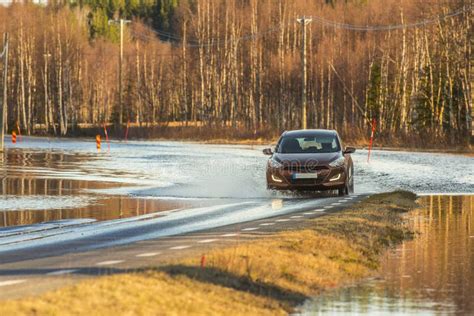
[301,195,474,315]
[0,149,203,227]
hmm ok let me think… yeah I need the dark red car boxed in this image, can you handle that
[263,129,355,196]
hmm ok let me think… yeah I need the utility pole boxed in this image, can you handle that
[0,33,8,152]
[470,16,473,145]
[297,16,312,130]
[109,19,131,127]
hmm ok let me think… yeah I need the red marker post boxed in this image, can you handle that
[200,254,206,269]
[367,119,377,163]
[16,122,22,142]
[103,123,111,152]
[11,131,17,144]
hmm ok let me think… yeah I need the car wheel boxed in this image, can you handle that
[348,175,354,194]
[338,186,348,196]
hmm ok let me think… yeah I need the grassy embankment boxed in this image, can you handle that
[1,191,417,315]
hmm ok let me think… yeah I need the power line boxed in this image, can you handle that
[310,5,471,31]
[1,3,464,53]
[128,5,471,48]
[132,25,283,48]
[151,29,187,42]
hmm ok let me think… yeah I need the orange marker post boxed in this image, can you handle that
[367,119,377,163]
[11,131,17,144]
[96,135,101,152]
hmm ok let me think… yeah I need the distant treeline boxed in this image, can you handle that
[0,0,472,146]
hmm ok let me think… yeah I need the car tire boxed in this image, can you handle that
[338,186,348,196]
[348,176,354,194]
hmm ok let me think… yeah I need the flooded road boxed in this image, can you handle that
[0,148,213,227]
[0,137,473,230]
[301,195,474,315]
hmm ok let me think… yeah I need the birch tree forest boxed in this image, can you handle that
[0,0,472,146]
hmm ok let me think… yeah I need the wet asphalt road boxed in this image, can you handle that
[0,194,367,299]
[0,194,363,264]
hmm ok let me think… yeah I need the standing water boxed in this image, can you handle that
[300,195,474,315]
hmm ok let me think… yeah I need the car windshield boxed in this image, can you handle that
[278,135,340,154]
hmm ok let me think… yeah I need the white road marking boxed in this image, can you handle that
[276,219,291,222]
[303,212,314,215]
[96,260,124,266]
[170,245,191,250]
[242,227,259,231]
[290,215,303,219]
[260,223,275,226]
[345,197,353,200]
[136,252,161,258]
[221,233,239,237]
[313,208,325,212]
[331,202,342,206]
[198,239,218,243]
[338,200,348,203]
[47,269,78,276]
[324,206,334,209]
[0,280,26,287]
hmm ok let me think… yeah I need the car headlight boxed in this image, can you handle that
[329,157,345,167]
[269,159,283,169]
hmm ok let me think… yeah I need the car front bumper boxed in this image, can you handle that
[266,166,347,191]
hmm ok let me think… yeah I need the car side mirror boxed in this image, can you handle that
[344,147,356,154]
[263,148,273,155]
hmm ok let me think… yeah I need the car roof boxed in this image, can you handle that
[281,129,338,138]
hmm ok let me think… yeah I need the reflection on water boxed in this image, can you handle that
[0,149,200,227]
[301,195,474,315]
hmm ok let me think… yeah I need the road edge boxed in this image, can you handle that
[0,191,418,315]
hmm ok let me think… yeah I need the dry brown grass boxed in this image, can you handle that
[0,191,417,315]
[1,272,284,316]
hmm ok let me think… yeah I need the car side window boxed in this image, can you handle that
[275,138,282,153]
[337,135,343,152]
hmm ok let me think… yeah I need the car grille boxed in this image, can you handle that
[283,165,329,173]
[292,178,325,185]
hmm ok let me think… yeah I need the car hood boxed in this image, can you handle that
[272,152,341,166]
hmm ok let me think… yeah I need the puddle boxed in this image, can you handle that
[300,195,474,315]
[0,150,209,227]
